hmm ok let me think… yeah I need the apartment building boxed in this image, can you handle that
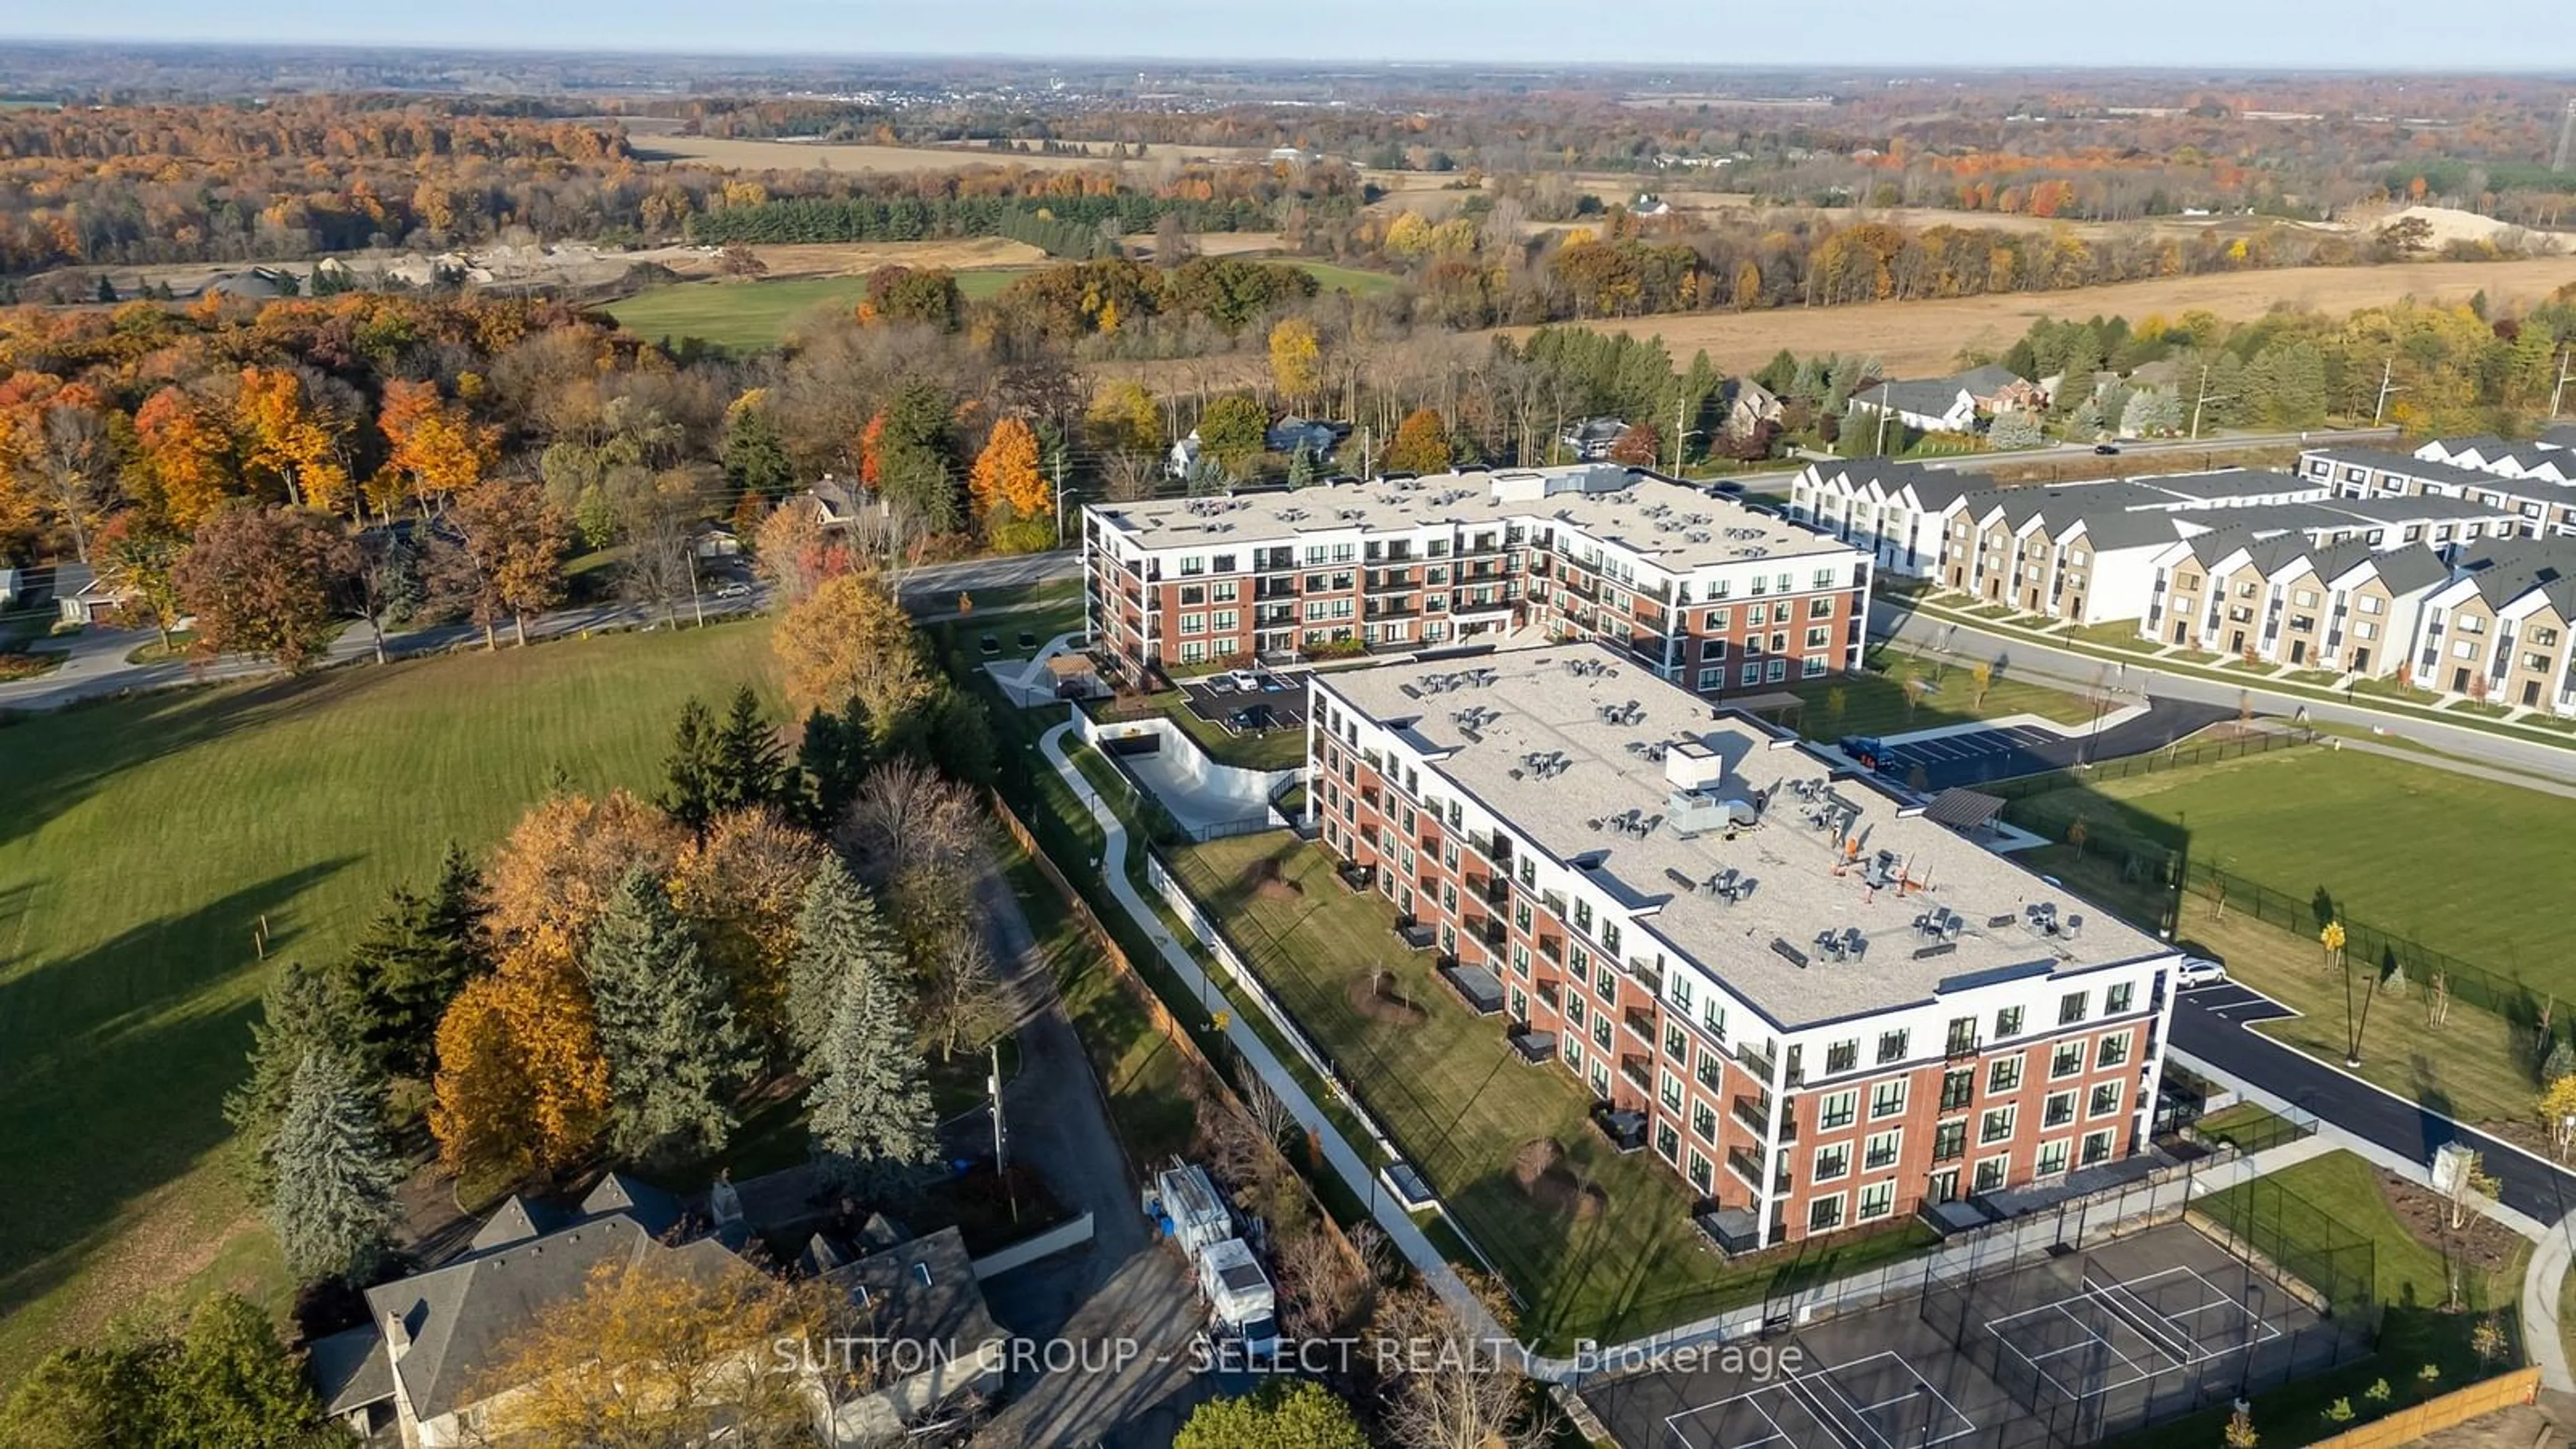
[1081,464,1872,697]
[1785,459,1988,576]
[2300,447,2576,539]
[1305,644,2178,1250]
[2141,533,2447,672]
[2409,539,2576,714]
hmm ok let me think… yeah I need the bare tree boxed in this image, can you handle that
[919,926,1012,1062]
[1275,1228,1365,1339]
[618,465,707,627]
[1239,1072,1299,1150]
[1101,449,1162,502]
[1370,1280,1556,1449]
[837,759,985,889]
[36,403,115,562]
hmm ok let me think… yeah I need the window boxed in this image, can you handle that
[1932,1120,1967,1162]
[1566,997,1585,1028]
[1827,1039,1858,1074]
[1864,1129,1901,1172]
[1664,1024,1688,1063]
[2096,1032,2131,1070]
[1660,1071,1684,1113]
[1858,1181,1896,1221]
[1697,1049,1722,1090]
[1876,1030,1909,1065]
[2082,1130,2116,1167]
[2051,1042,2085,1079]
[1595,962,1617,1000]
[1592,1018,1612,1051]
[2089,1082,2123,1118]
[1697,667,1722,690]
[1803,657,1829,678]
[2058,991,2089,1026]
[2037,1139,2070,1177]
[1809,594,1834,618]
[1704,607,1731,630]
[1688,1149,1713,1193]
[1809,1195,1845,1232]
[1945,1015,1978,1055]
[2106,983,2134,1016]
[1693,1101,1717,1142]
[1939,1069,1974,1113]
[1741,662,1762,686]
[1974,1155,2008,1193]
[1980,1106,2017,1144]
[1805,626,1830,651]
[1819,1090,1858,1131]
[1814,1144,1851,1182]
[1994,1005,2024,1038]
[1988,1056,2023,1094]
[1655,1121,1679,1163]
[1767,659,1788,683]
[2043,1091,2075,1128]
[1870,1080,1907,1120]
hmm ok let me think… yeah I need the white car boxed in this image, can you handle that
[1225,669,1263,693]
[2175,956,2229,989]
[713,580,753,600]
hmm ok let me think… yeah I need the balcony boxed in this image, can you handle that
[1536,934,1564,965]
[1476,918,1507,948]
[1629,961,1664,998]
[1479,875,1510,906]
[1623,1008,1657,1043]
[1735,1041,1778,1079]
[1364,602,1418,621]
[1727,1148,1791,1195]
[1944,1032,1982,1061]
[1535,980,1562,1011]
[1464,832,1513,871]
[1618,1055,1653,1093]
[1731,1097,1774,1138]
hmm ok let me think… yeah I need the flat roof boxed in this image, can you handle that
[1316,645,2169,1029]
[1088,466,1851,574]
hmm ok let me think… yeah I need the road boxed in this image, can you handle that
[2172,981,2576,1226]
[1921,426,2400,473]
[0,549,1083,715]
[1872,601,2576,787]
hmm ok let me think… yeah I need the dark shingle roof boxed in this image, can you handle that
[826,1226,1002,1362]
[1921,788,2005,833]
[307,1325,394,1415]
[2452,539,2576,615]
[468,1194,569,1254]
[1856,378,1968,419]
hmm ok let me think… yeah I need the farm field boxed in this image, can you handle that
[2008,745,2571,983]
[0,622,775,1385]
[621,121,1271,174]
[608,268,1031,349]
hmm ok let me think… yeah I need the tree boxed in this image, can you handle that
[2445,1148,2499,1230]
[772,571,932,729]
[266,1049,402,1286]
[667,806,827,1051]
[93,511,188,650]
[1269,318,1323,405]
[2540,1073,2576,1161]
[795,704,873,830]
[1196,393,1269,479]
[222,959,362,1199]
[173,503,359,671]
[751,494,845,605]
[30,400,115,562]
[1988,409,2046,449]
[968,416,1049,532]
[1385,407,1452,474]
[710,684,785,815]
[659,697,722,838]
[806,941,936,1196]
[1085,379,1162,459]
[721,391,796,499]
[584,868,757,1163]
[434,476,570,647]
[232,366,353,515]
[919,925,1012,1063]
[374,378,492,511]
[1173,1380,1369,1449]
[0,1293,326,1449]
[1607,420,1661,467]
[337,845,489,1079]
[482,788,689,952]
[131,384,239,530]
[1371,1277,1552,1449]
[784,859,906,1073]
[613,466,706,629]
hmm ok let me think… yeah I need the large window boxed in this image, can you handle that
[1988,1056,2023,1094]
[1864,1129,1901,1172]
[1857,1181,1896,1221]
[1876,1030,1909,1065]
[1980,1106,2017,1145]
[1819,1090,1858,1131]
[1813,1144,1851,1182]
[1870,1080,1907,1120]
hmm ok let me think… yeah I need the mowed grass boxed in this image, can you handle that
[1167,833,1935,1351]
[0,621,775,1383]
[608,270,1030,350]
[1772,647,2096,743]
[2012,747,2573,981]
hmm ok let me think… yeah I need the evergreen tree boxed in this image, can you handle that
[339,845,488,1079]
[806,954,936,1197]
[710,685,783,814]
[721,404,796,498]
[266,1049,403,1286]
[223,960,362,1199]
[796,705,873,830]
[785,860,905,1073]
[1754,347,1799,395]
[584,869,755,1163]
[1988,409,2047,450]
[1285,443,1316,488]
[658,697,720,837]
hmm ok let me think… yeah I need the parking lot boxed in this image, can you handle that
[1851,698,2237,790]
[1178,667,1312,735]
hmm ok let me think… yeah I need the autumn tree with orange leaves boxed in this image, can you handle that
[171,504,358,671]
[968,416,1052,551]
[372,378,494,513]
[231,366,354,515]
[131,386,241,530]
[431,477,570,648]
[771,572,932,728]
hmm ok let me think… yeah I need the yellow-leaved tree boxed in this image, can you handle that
[772,572,932,729]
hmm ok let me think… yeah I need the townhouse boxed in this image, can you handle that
[2299,446,2576,540]
[2408,539,2576,713]
[1306,644,2179,1250]
[1785,459,1989,576]
[2141,533,2447,672]
[1081,464,1872,698]
[2413,433,2576,484]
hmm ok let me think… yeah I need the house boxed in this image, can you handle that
[1265,415,1349,460]
[1167,430,1203,479]
[315,1173,1003,1448]
[2542,423,2576,451]
[1559,417,1629,461]
[2298,447,2576,539]
[52,564,120,627]
[2412,434,2576,484]
[1787,458,1988,576]
[2142,533,2449,672]
[1720,378,1784,442]
[2408,539,2576,713]
[690,521,743,561]
[1632,193,1673,217]
[1850,365,2045,435]
[807,476,870,531]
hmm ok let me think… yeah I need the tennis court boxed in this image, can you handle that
[1986,1264,2283,1403]
[1664,1350,1977,1449]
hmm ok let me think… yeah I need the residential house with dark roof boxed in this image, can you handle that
[2141,533,2449,672]
[2298,447,2576,539]
[1558,416,1630,461]
[2412,435,2576,484]
[1787,459,1990,576]
[2409,539,2576,714]
[1849,364,2047,435]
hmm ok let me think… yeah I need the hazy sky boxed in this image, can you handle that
[16,0,2576,70]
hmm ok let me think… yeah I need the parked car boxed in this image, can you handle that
[1225,669,1263,692]
[2176,955,2229,989]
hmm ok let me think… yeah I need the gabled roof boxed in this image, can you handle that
[824,1225,1002,1362]
[582,1171,684,1238]
[1949,362,2029,396]
[2540,424,2576,450]
[1800,458,1985,513]
[1855,378,1970,419]
[2445,539,2576,616]
[467,1195,569,1254]
[307,1324,394,1415]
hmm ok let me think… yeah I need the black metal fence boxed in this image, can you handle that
[1916,1167,2376,1447]
[2177,861,2546,1027]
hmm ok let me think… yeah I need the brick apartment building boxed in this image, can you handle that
[1080,464,1872,696]
[1305,644,2180,1250]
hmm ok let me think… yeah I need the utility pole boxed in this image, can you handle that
[2553,348,2575,419]
[1670,393,1702,474]
[989,1040,1018,1224]
[1051,448,1071,549]
[2188,364,2234,441]
[2373,358,2404,427]
[684,549,706,628]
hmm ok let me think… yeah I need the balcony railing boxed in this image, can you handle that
[1537,934,1564,964]
[1623,1008,1656,1043]
[1479,876,1510,906]
[1735,1041,1778,1079]
[1731,1097,1773,1138]
[1944,1033,1982,1061]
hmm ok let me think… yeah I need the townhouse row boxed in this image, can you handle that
[1080,464,1872,699]
[1305,644,2178,1250]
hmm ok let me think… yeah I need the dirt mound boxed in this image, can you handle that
[1510,1138,1605,1219]
[1246,855,1304,903]
[1344,967,1426,1026]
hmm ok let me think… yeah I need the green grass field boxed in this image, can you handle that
[1167,833,1936,1351]
[0,622,775,1383]
[608,270,1030,350]
[1771,647,2096,744]
[2012,747,2571,981]
[1291,260,1402,297]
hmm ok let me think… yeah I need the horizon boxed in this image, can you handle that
[8,1,2576,74]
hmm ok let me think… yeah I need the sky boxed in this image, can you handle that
[13,0,2576,71]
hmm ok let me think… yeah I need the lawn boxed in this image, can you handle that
[608,269,1030,350]
[0,620,777,1383]
[2008,746,2573,983]
[1165,832,1938,1352]
[2131,1150,2528,1447]
[1771,645,2097,743]
[1291,260,1403,297]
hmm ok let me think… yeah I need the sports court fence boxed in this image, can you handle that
[1916,1167,2375,1446]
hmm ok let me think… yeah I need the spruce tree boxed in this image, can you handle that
[710,684,783,814]
[659,697,720,837]
[223,960,362,1198]
[785,859,906,1073]
[721,404,795,498]
[806,959,936,1198]
[796,706,872,830]
[584,868,755,1163]
[339,844,488,1079]
[266,1049,403,1286]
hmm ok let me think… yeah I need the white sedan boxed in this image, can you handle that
[2175,956,2229,989]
